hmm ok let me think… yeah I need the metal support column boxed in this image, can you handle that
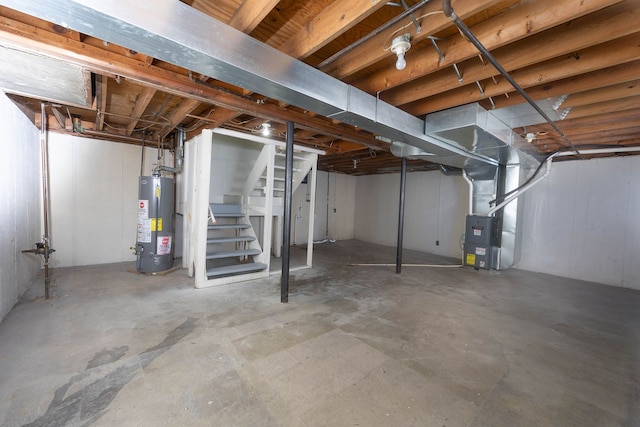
[281,121,295,303]
[396,157,407,274]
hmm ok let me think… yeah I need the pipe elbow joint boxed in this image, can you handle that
[442,0,454,19]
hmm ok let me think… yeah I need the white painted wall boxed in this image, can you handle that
[49,133,170,267]
[292,170,356,244]
[209,134,260,202]
[0,92,41,322]
[354,170,467,259]
[517,156,640,289]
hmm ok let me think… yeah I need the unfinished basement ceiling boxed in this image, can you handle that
[0,0,638,175]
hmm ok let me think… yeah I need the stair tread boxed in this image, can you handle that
[261,176,285,181]
[206,248,261,259]
[207,262,268,277]
[210,212,245,218]
[209,203,243,216]
[208,223,250,230]
[207,236,256,244]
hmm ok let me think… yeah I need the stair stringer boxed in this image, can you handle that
[242,144,271,200]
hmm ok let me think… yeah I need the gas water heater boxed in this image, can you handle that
[135,175,174,273]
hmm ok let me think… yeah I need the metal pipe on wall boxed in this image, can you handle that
[40,102,51,299]
[396,156,407,274]
[462,170,474,215]
[486,156,554,216]
[154,128,185,175]
[281,121,295,303]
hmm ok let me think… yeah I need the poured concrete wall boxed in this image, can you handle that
[48,133,169,267]
[354,171,468,260]
[518,156,640,289]
[0,92,41,322]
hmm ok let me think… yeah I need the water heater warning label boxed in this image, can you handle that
[137,219,151,243]
[151,218,163,231]
[138,200,149,219]
[157,236,171,255]
[466,254,476,265]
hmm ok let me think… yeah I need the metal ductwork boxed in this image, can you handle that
[2,0,499,168]
[0,42,91,108]
[3,0,558,271]
[421,102,542,270]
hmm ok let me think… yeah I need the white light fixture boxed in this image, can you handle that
[391,33,411,71]
[526,132,535,143]
[261,122,271,136]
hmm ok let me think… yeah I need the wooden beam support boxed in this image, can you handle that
[125,85,156,136]
[564,97,640,120]
[159,98,200,138]
[0,14,384,149]
[486,60,640,110]
[562,80,640,108]
[518,109,640,135]
[320,0,503,79]
[94,74,107,131]
[228,0,281,33]
[403,32,640,115]
[381,1,637,105]
[357,0,622,96]
[279,0,387,60]
[157,0,278,139]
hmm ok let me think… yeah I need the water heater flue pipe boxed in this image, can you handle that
[153,128,185,175]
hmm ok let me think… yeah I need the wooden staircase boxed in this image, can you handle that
[205,203,267,279]
[189,130,322,288]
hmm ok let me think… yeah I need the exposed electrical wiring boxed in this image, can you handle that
[104,121,155,132]
[382,11,444,51]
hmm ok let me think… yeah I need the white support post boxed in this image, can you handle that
[274,215,283,258]
[261,144,275,269]
[191,131,212,288]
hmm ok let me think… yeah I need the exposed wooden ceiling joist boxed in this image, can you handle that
[0,0,637,174]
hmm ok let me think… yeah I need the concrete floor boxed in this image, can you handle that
[0,240,638,427]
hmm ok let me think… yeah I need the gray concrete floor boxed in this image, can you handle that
[1,240,638,427]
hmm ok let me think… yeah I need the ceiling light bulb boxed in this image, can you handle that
[390,33,411,72]
[261,122,271,136]
[395,53,406,70]
[526,132,535,143]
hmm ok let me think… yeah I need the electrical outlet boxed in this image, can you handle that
[436,240,440,246]
[333,208,336,213]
